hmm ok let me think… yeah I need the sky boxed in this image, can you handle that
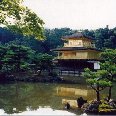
[23,0,116,30]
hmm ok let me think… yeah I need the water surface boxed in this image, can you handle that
[0,82,116,115]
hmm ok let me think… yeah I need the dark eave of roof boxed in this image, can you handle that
[62,32,94,40]
[52,47,101,52]
[57,59,102,61]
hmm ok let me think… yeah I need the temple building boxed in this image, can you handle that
[53,32,101,71]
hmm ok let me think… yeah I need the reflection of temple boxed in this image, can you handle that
[56,87,95,100]
[53,32,101,75]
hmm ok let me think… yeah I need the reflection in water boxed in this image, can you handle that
[0,108,76,115]
[0,82,63,114]
[0,82,116,115]
[56,86,96,100]
[56,86,96,109]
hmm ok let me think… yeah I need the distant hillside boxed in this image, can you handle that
[0,27,116,54]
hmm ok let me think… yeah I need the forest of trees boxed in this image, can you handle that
[0,27,116,55]
[0,26,116,78]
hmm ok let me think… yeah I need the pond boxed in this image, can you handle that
[0,82,116,115]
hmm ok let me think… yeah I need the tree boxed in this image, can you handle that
[44,28,76,54]
[83,68,112,101]
[83,49,116,101]
[82,29,95,38]
[0,0,44,39]
[0,44,34,73]
[32,53,53,75]
[94,27,116,49]
[0,45,7,71]
[100,49,116,101]
[94,28,107,49]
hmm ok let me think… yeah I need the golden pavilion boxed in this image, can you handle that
[53,32,101,71]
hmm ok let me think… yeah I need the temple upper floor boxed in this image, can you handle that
[62,32,95,48]
[64,39,95,48]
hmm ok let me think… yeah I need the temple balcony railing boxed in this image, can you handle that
[57,55,100,60]
[64,43,83,47]
[57,56,87,59]
[58,56,76,59]
[64,43,96,48]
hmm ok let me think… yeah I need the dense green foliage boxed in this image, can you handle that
[83,49,116,101]
[0,27,76,54]
[32,53,54,75]
[0,0,44,39]
[0,44,33,73]
[82,27,116,49]
[0,44,53,75]
[100,49,116,100]
[83,68,112,101]
[0,27,116,55]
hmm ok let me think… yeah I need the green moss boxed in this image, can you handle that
[99,101,113,112]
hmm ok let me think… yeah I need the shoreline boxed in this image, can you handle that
[0,72,86,84]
